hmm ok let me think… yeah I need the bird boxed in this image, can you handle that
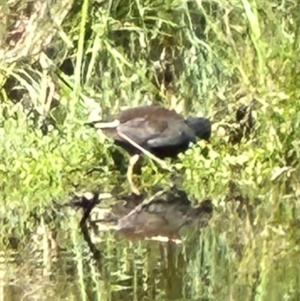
[86,105,211,195]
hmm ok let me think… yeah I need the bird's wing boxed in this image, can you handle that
[116,118,164,145]
[147,124,196,148]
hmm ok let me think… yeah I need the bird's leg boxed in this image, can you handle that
[127,154,141,195]
[118,132,172,172]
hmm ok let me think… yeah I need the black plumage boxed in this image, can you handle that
[87,105,211,194]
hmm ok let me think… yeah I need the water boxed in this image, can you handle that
[2,189,300,301]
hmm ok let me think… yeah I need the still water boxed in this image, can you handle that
[2,189,300,301]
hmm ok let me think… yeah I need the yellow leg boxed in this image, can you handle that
[127,154,141,195]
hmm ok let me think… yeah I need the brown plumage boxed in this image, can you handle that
[87,105,211,194]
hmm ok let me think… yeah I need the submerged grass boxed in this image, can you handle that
[1,0,300,300]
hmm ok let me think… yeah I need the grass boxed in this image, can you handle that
[0,0,300,300]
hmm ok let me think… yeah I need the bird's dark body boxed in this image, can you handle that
[99,105,211,159]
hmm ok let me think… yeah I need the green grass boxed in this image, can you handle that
[1,0,300,300]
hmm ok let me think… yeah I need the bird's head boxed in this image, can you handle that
[185,117,211,141]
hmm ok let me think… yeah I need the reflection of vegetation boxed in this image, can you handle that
[1,0,300,299]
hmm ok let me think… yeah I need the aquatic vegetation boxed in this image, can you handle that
[1,0,300,300]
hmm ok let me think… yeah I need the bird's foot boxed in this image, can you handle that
[130,184,141,196]
[159,160,173,172]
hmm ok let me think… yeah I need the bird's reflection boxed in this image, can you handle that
[68,186,213,243]
[117,188,213,240]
